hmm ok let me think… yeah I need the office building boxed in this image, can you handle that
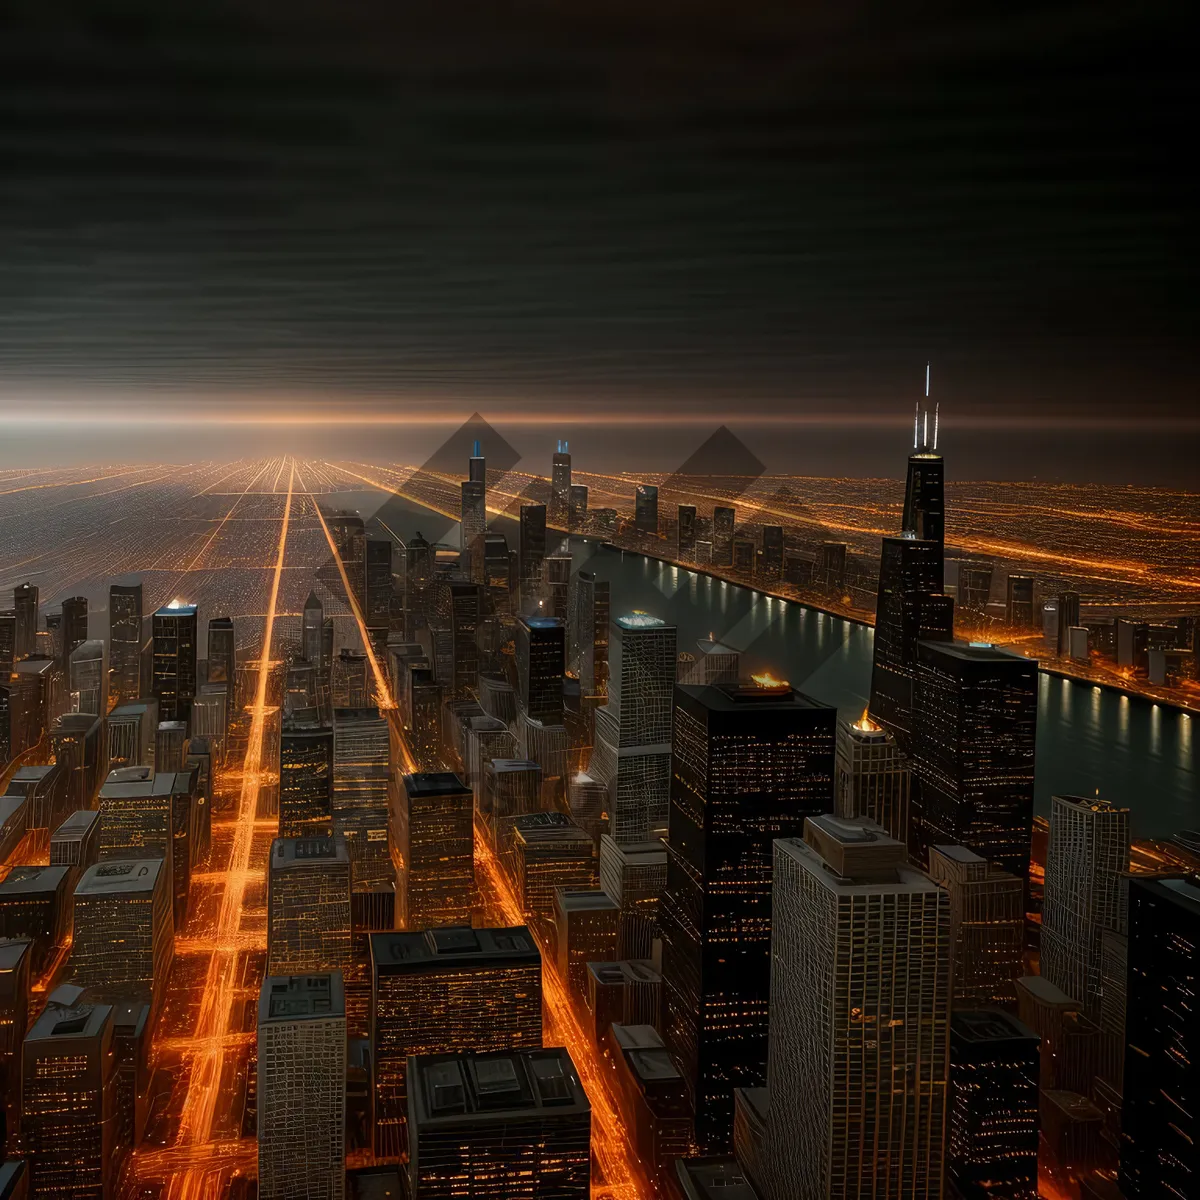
[4,764,68,833]
[107,699,157,770]
[460,479,487,577]
[677,636,740,687]
[205,615,235,684]
[0,675,41,766]
[912,640,1038,883]
[550,441,572,529]
[760,525,784,580]
[599,835,667,960]
[12,584,37,663]
[947,1010,1040,1200]
[72,858,173,1021]
[1041,795,1131,1022]
[903,430,946,569]
[303,591,326,671]
[554,888,619,1003]
[0,867,70,977]
[515,616,565,725]
[957,562,994,614]
[568,571,609,702]
[0,612,14,680]
[481,758,541,831]
[1120,876,1200,1198]
[1006,575,1036,628]
[258,973,347,1200]
[332,707,392,888]
[59,596,88,666]
[280,719,334,838]
[833,710,911,844]
[607,1023,693,1191]
[505,811,597,926]
[661,680,836,1150]
[329,511,368,613]
[568,483,589,534]
[544,551,571,621]
[396,773,474,928]
[635,484,659,538]
[406,1047,590,1199]
[365,540,394,636]
[51,712,106,813]
[50,810,101,880]
[267,835,353,976]
[518,503,547,613]
[928,845,1024,1008]
[111,1000,150,1155]
[757,819,951,1200]
[370,925,542,1156]
[155,719,187,771]
[107,583,142,704]
[151,603,197,722]
[69,639,107,717]
[711,506,735,566]
[591,613,677,843]
[0,939,31,1149]
[22,994,118,1199]
[677,505,697,561]
[867,534,954,750]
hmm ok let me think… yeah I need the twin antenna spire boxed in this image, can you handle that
[913,361,940,451]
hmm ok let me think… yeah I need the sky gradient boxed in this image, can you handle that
[1,1,1195,481]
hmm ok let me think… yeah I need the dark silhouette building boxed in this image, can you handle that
[151,603,198,722]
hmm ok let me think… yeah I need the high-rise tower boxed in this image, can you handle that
[151,603,198,722]
[550,439,572,530]
[109,583,143,704]
[901,363,946,567]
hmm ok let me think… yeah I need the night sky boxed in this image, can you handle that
[1,1,1196,481]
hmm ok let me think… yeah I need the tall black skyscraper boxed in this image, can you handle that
[108,583,143,704]
[518,504,547,613]
[61,596,89,663]
[206,616,235,685]
[302,591,325,670]
[868,535,954,751]
[365,540,394,636]
[911,640,1038,883]
[1120,876,1200,1198]
[660,679,836,1151]
[550,440,571,530]
[13,583,38,661]
[328,512,367,613]
[515,617,565,726]
[635,484,659,538]
[676,505,697,562]
[152,604,198,722]
[902,364,946,568]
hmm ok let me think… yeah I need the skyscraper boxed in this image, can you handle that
[460,479,487,578]
[567,571,609,701]
[712,506,735,567]
[370,925,542,1157]
[396,773,474,928]
[568,483,589,534]
[13,583,38,662]
[406,1047,591,1200]
[1040,794,1131,1021]
[0,938,31,1150]
[661,679,836,1150]
[677,505,697,562]
[550,440,572,529]
[946,1010,1040,1200]
[328,511,368,613]
[151,603,198,722]
[332,706,392,889]
[22,993,119,1199]
[518,503,547,614]
[911,640,1038,883]
[590,613,677,843]
[107,699,157,770]
[1120,876,1200,1198]
[928,844,1024,1008]
[302,591,325,670]
[1005,575,1036,628]
[60,596,89,667]
[1054,591,1081,656]
[257,972,347,1200]
[635,484,659,538]
[267,835,352,976]
[279,718,334,838]
[108,583,143,704]
[867,534,954,750]
[68,639,108,717]
[902,390,946,569]
[760,525,784,580]
[0,611,14,680]
[757,818,950,1200]
[957,562,994,614]
[206,615,235,684]
[515,616,565,726]
[365,539,394,636]
[833,709,911,844]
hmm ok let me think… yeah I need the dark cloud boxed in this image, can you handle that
[0,1,1195,445]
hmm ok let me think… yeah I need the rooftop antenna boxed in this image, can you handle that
[913,400,920,449]
[933,401,939,450]
[923,410,929,450]
[473,439,481,458]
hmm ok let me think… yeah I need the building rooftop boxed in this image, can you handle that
[515,819,593,849]
[0,865,69,896]
[371,925,538,973]
[154,603,197,617]
[1054,793,1132,817]
[6,765,57,788]
[917,638,1031,666]
[522,616,565,631]
[0,795,25,826]
[675,1157,762,1200]
[403,771,471,798]
[488,758,540,775]
[27,998,112,1044]
[615,612,669,631]
[1146,875,1200,916]
[409,1047,588,1125]
[587,961,625,987]
[259,972,346,1024]
[271,834,350,867]
[0,938,32,971]
[51,810,100,839]
[783,826,937,895]
[951,1009,1038,1044]
[75,858,164,896]
[599,835,665,865]
[680,681,831,713]
[1017,974,1079,1009]
[555,888,618,914]
[100,768,193,799]
[110,700,155,717]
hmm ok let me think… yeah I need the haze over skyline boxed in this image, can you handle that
[2,0,1196,485]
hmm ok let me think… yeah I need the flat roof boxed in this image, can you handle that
[600,836,665,865]
[110,700,155,717]
[951,1009,1038,1044]
[154,603,197,617]
[75,858,164,896]
[409,1047,588,1125]
[522,616,564,630]
[101,768,193,798]
[1017,974,1078,1008]
[52,810,100,838]
[0,865,70,896]
[27,999,112,1044]
[555,888,618,913]
[403,772,471,798]
[272,835,350,866]
[676,1158,761,1200]
[777,836,939,897]
[371,926,538,973]
[0,938,32,970]
[615,613,669,631]
[259,972,345,1023]
[918,638,1030,665]
[678,682,831,714]
[0,796,25,825]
